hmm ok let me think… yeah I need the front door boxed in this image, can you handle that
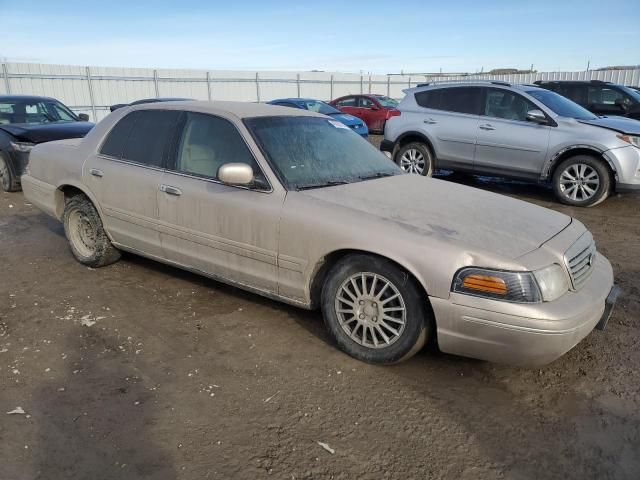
[156,111,284,294]
[474,88,551,178]
[84,109,180,257]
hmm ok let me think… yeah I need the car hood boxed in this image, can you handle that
[299,174,572,259]
[0,121,95,143]
[327,112,364,127]
[579,116,640,135]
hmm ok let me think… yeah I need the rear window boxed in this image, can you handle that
[415,87,481,115]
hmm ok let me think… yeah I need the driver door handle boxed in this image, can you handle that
[423,118,437,124]
[479,124,495,131]
[160,185,182,196]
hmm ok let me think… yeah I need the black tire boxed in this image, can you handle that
[394,142,434,177]
[62,194,121,268]
[552,155,611,207]
[0,153,21,192]
[321,254,431,364]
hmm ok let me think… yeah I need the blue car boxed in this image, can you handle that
[267,98,368,137]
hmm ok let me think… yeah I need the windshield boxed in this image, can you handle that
[244,116,400,190]
[0,99,78,125]
[300,100,341,115]
[525,89,597,120]
[374,96,399,108]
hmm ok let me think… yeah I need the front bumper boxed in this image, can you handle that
[605,145,640,191]
[380,139,395,154]
[431,253,616,366]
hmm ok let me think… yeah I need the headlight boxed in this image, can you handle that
[617,134,640,148]
[453,267,541,303]
[10,141,35,153]
[533,264,569,302]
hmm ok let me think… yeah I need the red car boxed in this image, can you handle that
[329,94,400,133]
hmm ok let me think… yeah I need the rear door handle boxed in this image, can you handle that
[423,118,437,125]
[89,168,103,177]
[160,185,182,196]
[479,124,495,131]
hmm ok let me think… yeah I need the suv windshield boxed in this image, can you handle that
[525,89,597,120]
[0,99,78,125]
[374,96,399,108]
[301,100,341,115]
[244,116,400,190]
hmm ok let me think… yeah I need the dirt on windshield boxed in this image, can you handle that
[1,137,639,479]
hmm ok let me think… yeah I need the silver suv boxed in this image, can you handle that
[381,81,640,206]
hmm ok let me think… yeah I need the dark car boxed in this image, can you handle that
[267,98,368,136]
[534,80,640,120]
[329,94,400,133]
[109,97,193,112]
[0,95,94,192]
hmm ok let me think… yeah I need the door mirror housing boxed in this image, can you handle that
[218,163,254,186]
[526,109,548,124]
[78,113,90,121]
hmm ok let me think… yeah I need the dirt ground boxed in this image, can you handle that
[1,136,639,479]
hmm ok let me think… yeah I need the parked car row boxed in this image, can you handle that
[381,80,640,206]
[20,100,619,367]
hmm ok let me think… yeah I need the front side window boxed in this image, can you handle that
[483,89,536,122]
[422,87,482,115]
[174,112,266,187]
[120,110,180,167]
[587,86,627,106]
[359,97,375,108]
[244,116,400,190]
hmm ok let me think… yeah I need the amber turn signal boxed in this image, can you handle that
[461,274,508,295]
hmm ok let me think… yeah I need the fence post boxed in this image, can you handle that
[368,75,372,94]
[360,75,363,94]
[296,73,301,98]
[85,66,97,122]
[387,75,390,97]
[408,76,412,89]
[255,72,260,102]
[206,71,212,101]
[153,69,160,98]
[330,74,334,100]
[2,64,10,94]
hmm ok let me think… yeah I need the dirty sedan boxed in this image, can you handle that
[21,101,618,366]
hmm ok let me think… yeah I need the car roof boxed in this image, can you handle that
[129,100,325,119]
[0,95,58,102]
[271,98,323,103]
[405,82,547,94]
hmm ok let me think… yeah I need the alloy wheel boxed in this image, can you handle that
[334,272,407,349]
[399,148,426,174]
[559,163,600,202]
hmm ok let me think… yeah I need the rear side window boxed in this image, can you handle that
[100,111,139,158]
[336,97,357,107]
[557,84,587,104]
[415,87,481,115]
[121,110,180,167]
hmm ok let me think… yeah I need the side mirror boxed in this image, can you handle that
[526,109,547,124]
[218,163,254,186]
[78,113,90,121]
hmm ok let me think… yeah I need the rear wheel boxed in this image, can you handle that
[63,195,121,267]
[395,142,434,176]
[0,154,20,192]
[552,155,611,207]
[321,254,431,364]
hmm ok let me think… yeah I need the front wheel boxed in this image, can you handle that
[0,154,21,192]
[63,195,121,267]
[321,254,431,364]
[552,155,611,207]
[394,142,434,176]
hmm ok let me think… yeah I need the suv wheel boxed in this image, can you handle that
[63,195,121,267]
[395,142,433,176]
[321,254,430,364]
[0,154,20,192]
[552,155,611,207]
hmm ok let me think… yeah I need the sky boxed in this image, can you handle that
[1,0,638,74]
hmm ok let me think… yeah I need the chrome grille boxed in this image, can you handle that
[564,234,596,290]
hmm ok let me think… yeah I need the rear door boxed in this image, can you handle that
[474,88,551,178]
[358,96,385,132]
[156,111,284,293]
[334,96,359,117]
[84,109,180,257]
[413,86,482,169]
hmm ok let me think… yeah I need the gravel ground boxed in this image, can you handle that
[1,136,639,479]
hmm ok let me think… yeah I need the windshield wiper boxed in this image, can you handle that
[358,172,395,181]
[295,180,349,191]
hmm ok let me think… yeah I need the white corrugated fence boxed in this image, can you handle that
[2,62,639,122]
